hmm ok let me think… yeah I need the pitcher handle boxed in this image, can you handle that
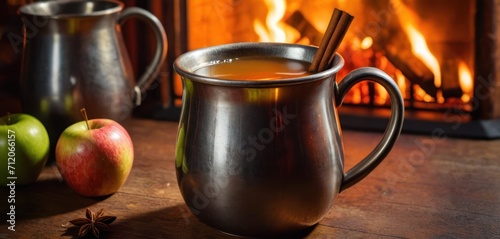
[336,67,405,192]
[118,7,168,106]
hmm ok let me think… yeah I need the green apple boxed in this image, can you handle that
[55,118,134,197]
[0,113,50,186]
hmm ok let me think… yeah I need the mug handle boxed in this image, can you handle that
[118,7,168,106]
[336,67,405,192]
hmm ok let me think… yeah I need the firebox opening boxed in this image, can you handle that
[134,0,500,139]
[187,0,474,112]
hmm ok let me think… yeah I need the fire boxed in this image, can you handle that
[458,61,473,102]
[414,85,434,103]
[254,0,286,42]
[252,0,475,109]
[404,24,442,94]
[351,87,362,104]
[395,70,406,99]
[374,83,389,105]
[254,0,300,42]
[360,37,373,50]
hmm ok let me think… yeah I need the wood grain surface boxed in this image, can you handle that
[1,118,499,238]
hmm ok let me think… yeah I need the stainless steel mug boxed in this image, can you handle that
[18,0,167,150]
[173,42,404,237]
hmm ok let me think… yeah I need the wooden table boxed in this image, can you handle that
[1,117,499,238]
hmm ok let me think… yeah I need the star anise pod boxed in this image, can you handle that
[69,208,117,238]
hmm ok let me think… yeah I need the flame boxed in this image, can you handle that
[254,0,286,42]
[253,0,473,108]
[351,87,362,104]
[458,61,473,102]
[360,37,373,50]
[404,23,443,102]
[361,83,370,104]
[414,85,434,102]
[395,70,407,99]
[375,84,389,105]
[254,0,300,42]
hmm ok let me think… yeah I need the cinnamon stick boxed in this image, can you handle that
[322,12,354,70]
[309,8,354,72]
[309,9,341,71]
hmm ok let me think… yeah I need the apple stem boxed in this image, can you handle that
[80,108,91,130]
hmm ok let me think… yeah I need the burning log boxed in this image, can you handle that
[330,0,438,98]
[285,11,323,46]
[382,45,437,98]
[286,7,438,97]
[373,31,438,98]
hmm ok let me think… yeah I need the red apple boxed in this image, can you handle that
[55,118,134,197]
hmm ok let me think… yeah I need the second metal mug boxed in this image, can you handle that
[18,0,167,152]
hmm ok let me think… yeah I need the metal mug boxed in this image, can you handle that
[18,0,167,150]
[173,42,404,237]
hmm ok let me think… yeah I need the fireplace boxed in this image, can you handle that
[140,0,500,138]
[130,0,500,139]
[2,1,498,138]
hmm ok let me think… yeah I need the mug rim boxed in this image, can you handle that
[173,42,345,87]
[18,0,124,19]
